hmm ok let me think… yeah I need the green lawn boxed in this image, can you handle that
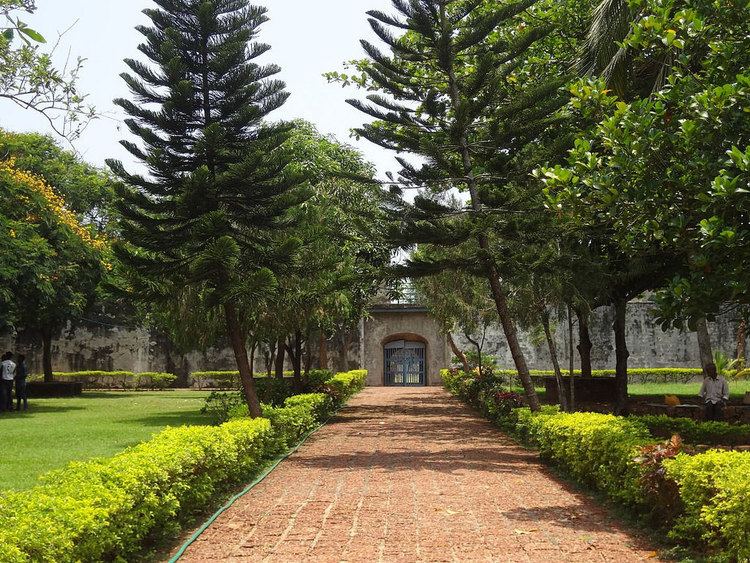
[0,391,211,490]
[629,380,750,399]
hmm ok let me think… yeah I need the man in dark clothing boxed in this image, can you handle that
[15,355,28,411]
[0,352,16,412]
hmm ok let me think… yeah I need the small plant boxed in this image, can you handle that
[201,391,245,424]
[633,435,689,523]
[713,351,739,376]
[493,391,524,417]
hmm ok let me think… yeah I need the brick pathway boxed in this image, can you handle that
[178,388,658,562]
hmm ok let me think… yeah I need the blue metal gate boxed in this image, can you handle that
[384,340,426,386]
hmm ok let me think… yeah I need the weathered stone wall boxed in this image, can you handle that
[453,300,746,371]
[0,324,247,380]
[1,300,744,383]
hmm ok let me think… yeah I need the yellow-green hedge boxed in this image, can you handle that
[0,418,275,562]
[665,451,750,559]
[0,369,368,561]
[49,371,177,390]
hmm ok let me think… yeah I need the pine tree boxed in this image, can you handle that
[344,0,580,410]
[108,0,305,417]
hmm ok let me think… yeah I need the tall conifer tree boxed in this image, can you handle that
[345,0,576,410]
[108,0,304,417]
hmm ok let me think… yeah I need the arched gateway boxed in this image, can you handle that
[384,339,426,386]
[359,304,449,386]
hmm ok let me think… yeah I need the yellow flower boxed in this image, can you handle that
[1,158,108,253]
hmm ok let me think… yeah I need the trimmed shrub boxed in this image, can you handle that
[0,418,276,562]
[665,450,750,560]
[49,371,178,390]
[0,369,368,561]
[189,370,297,390]
[525,410,654,507]
[284,393,334,422]
[635,414,750,446]
[493,368,703,384]
[324,370,367,406]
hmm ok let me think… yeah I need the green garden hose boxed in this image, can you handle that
[168,414,336,562]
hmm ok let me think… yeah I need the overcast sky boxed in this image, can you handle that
[1,0,396,176]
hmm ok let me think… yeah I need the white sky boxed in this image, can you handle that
[1,0,396,176]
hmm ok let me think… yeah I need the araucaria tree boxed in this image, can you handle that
[340,0,581,410]
[109,0,304,417]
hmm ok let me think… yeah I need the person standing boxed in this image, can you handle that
[15,355,28,411]
[0,352,16,412]
[700,363,730,421]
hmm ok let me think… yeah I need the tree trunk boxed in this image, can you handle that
[737,319,747,368]
[318,332,328,370]
[613,298,630,415]
[447,333,470,373]
[286,331,303,391]
[696,317,715,375]
[576,307,593,378]
[439,4,539,411]
[303,331,313,377]
[249,340,256,378]
[223,303,262,418]
[274,337,286,379]
[486,270,541,410]
[568,305,575,411]
[338,331,352,372]
[541,310,568,411]
[41,327,53,383]
[265,341,275,377]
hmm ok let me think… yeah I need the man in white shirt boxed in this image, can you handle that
[0,352,16,412]
[699,363,730,421]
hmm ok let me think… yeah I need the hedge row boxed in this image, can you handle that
[189,370,299,390]
[637,414,750,446]
[48,371,177,390]
[0,418,275,562]
[492,368,704,384]
[0,370,367,562]
[443,369,750,560]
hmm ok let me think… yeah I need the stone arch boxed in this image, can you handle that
[381,332,429,347]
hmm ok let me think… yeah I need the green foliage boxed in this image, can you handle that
[283,393,334,422]
[0,417,276,562]
[109,0,310,415]
[635,415,750,446]
[665,451,750,560]
[524,410,655,508]
[201,391,246,425]
[202,370,365,424]
[47,371,177,390]
[496,368,703,384]
[0,2,95,139]
[1,391,211,490]
[0,370,367,560]
[323,370,367,407]
[0,131,111,338]
[541,2,750,326]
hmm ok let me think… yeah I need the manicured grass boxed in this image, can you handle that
[628,380,750,400]
[0,391,211,490]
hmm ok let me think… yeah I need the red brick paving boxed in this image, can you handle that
[177,388,659,562]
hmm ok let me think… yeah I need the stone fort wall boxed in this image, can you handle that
[1,300,745,380]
